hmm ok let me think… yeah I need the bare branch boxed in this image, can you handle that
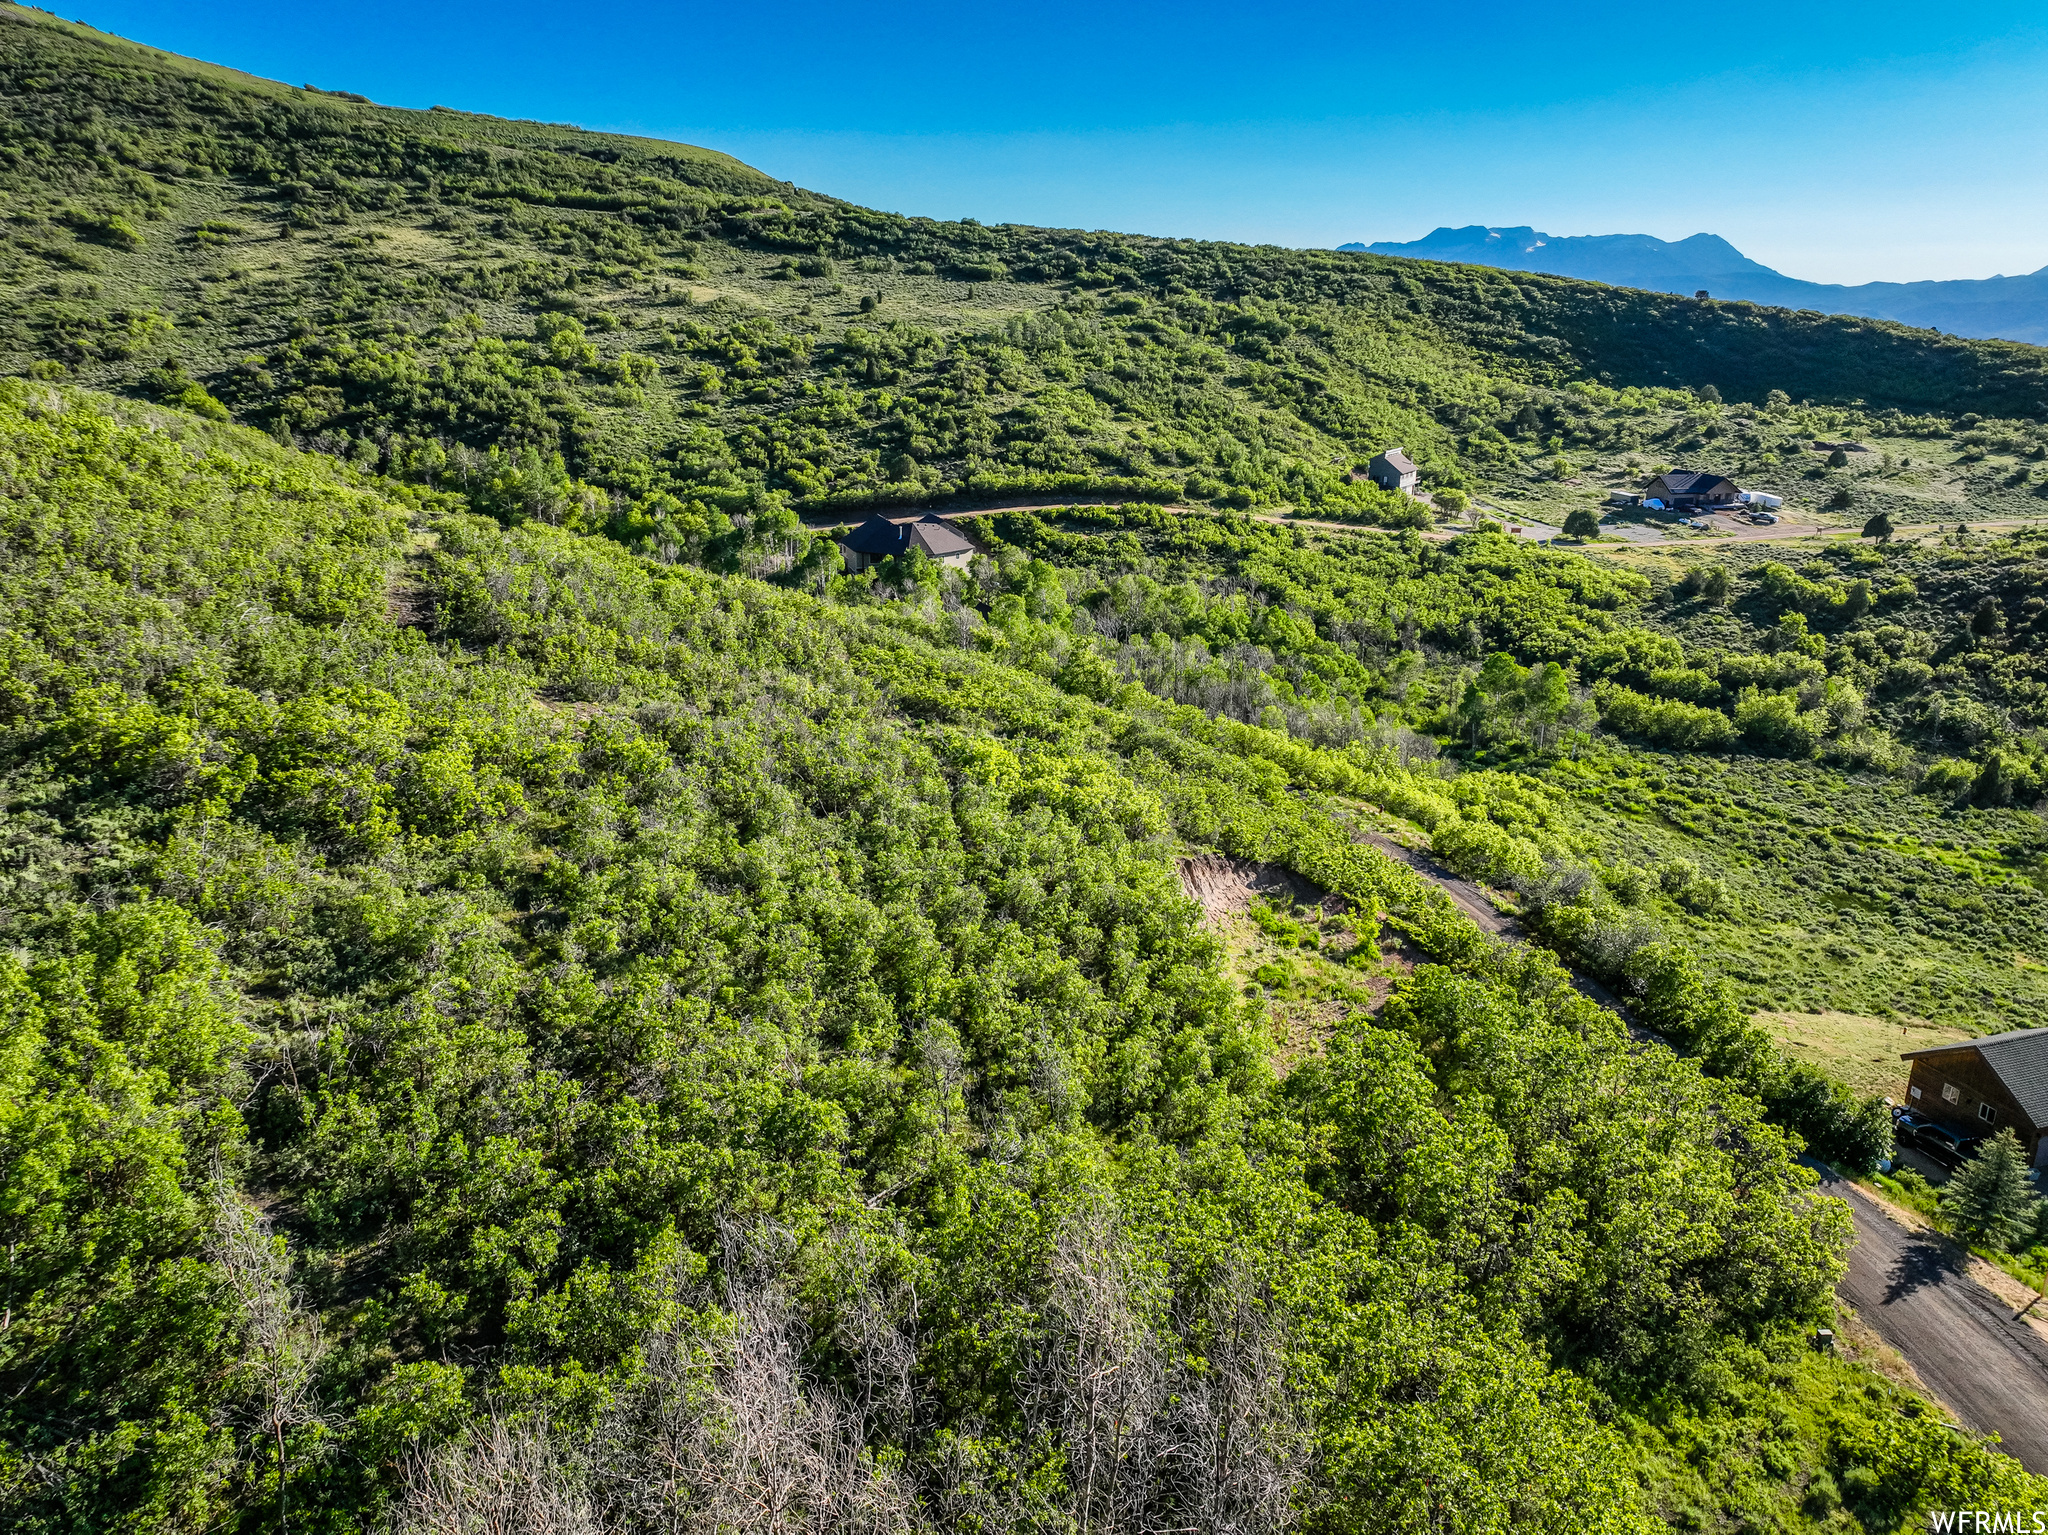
[391,1417,605,1535]
[207,1176,325,1535]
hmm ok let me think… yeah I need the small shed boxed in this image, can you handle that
[838,513,977,574]
[1643,470,1739,510]
[1902,1026,2048,1167]
[1366,449,1418,495]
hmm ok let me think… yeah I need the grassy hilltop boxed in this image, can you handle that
[3,7,2048,1534]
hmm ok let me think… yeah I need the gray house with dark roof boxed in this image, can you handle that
[1365,449,1418,495]
[837,513,977,574]
[1902,1026,2048,1166]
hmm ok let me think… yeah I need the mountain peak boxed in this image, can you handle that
[1333,225,2048,343]
[1348,227,1779,284]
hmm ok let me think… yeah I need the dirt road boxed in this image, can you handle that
[805,498,2048,554]
[1818,1167,2048,1472]
[1350,828,1647,1026]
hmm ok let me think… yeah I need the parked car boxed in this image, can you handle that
[1891,1105,1938,1152]
[1895,1111,1984,1168]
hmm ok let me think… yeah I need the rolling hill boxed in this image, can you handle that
[2,0,2047,539]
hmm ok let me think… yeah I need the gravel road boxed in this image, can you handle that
[1352,828,1648,1027]
[1818,1168,2048,1472]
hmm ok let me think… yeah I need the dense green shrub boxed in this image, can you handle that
[1596,683,1738,750]
[4,381,2033,1533]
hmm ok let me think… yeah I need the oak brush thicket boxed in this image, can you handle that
[2,8,2048,1535]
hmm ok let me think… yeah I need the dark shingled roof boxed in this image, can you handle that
[1371,449,1416,475]
[839,513,975,560]
[1904,1025,2048,1126]
[1648,470,1737,495]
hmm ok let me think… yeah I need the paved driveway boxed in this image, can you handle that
[1818,1168,2048,1472]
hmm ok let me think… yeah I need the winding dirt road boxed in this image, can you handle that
[806,497,2048,555]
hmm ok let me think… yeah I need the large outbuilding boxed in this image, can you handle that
[837,513,978,573]
[1901,1025,2048,1167]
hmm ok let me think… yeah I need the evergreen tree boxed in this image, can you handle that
[1941,1129,2041,1250]
[1861,510,1893,542]
[1562,508,1600,539]
[1971,595,2006,641]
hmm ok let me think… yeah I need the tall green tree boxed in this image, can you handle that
[1940,1129,2041,1251]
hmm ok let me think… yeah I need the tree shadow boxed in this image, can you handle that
[1883,1232,1966,1305]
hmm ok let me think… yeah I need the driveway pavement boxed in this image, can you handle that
[1817,1166,2048,1472]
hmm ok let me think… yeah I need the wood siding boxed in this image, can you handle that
[1905,1047,2043,1157]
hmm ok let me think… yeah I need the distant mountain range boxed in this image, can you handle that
[1339,227,2048,346]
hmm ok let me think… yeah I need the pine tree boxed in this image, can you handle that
[1940,1128,2041,1251]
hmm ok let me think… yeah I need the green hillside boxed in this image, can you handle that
[4,8,2048,1533]
[3,1,2047,536]
[4,375,2039,1535]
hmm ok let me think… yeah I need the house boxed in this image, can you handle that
[1365,449,1418,495]
[837,512,977,573]
[1643,470,1740,510]
[1901,1026,2048,1167]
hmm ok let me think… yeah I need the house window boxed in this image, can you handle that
[1908,1085,1922,1100]
[1942,1083,1961,1104]
[1977,1102,1997,1124]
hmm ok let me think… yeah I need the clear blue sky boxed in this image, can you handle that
[60,0,2048,284]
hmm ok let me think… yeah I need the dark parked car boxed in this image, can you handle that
[1892,1107,1984,1168]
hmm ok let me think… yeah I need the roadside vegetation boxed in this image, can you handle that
[1871,1138,2048,1296]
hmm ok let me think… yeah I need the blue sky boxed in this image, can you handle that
[63,0,2048,284]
